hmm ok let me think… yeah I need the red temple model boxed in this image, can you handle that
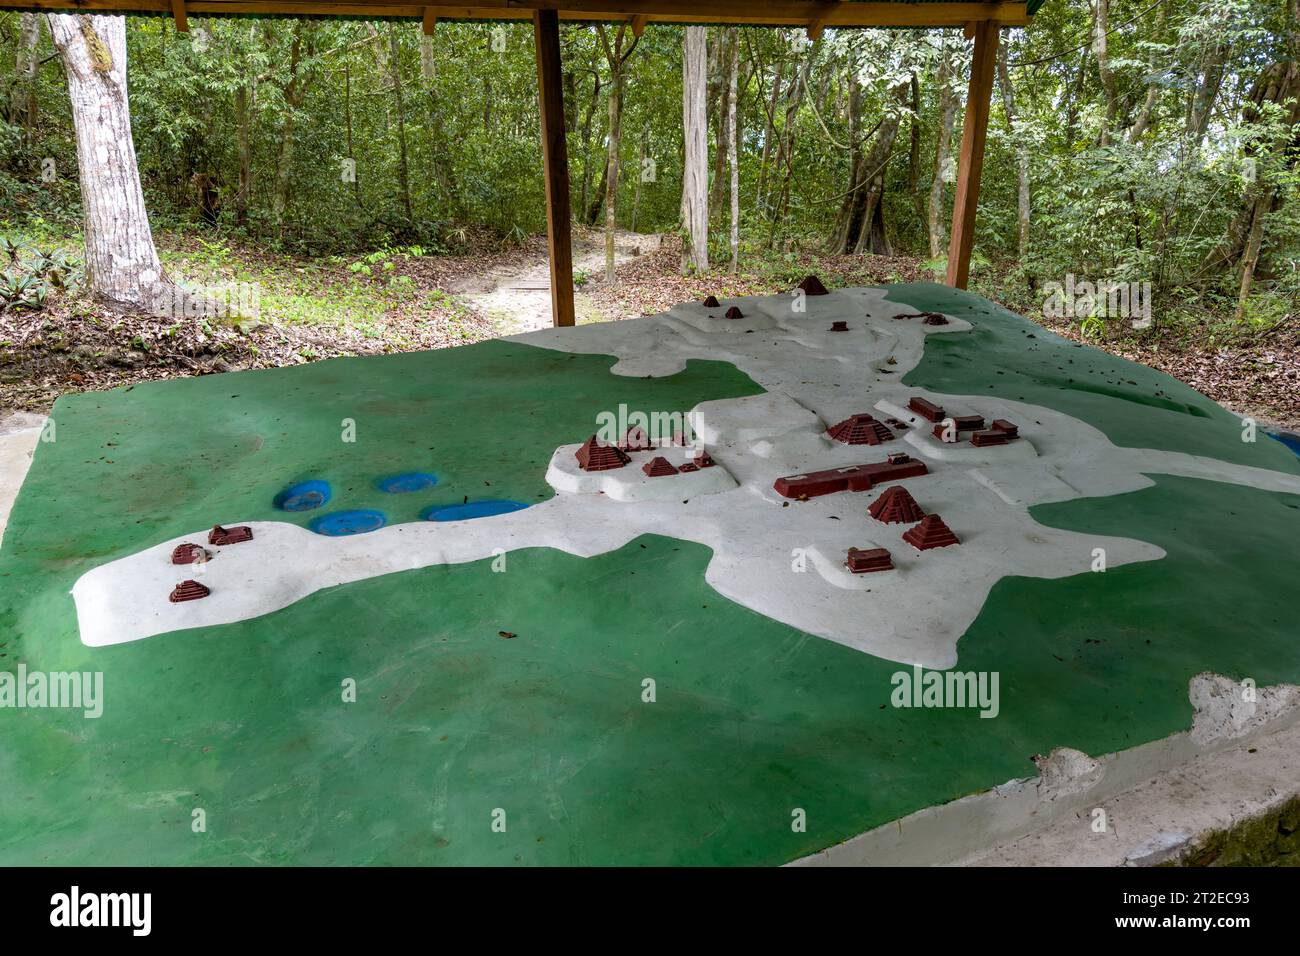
[991,419,1019,438]
[797,274,829,296]
[902,514,959,550]
[702,295,720,308]
[642,456,678,477]
[829,321,849,332]
[908,397,946,422]
[827,413,894,446]
[620,427,652,452]
[208,525,253,546]
[576,436,631,472]
[169,579,210,603]
[774,453,927,499]
[868,485,926,524]
[724,306,744,319]
[845,547,893,574]
[694,451,716,468]
[171,543,208,565]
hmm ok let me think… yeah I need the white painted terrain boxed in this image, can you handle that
[71,287,1300,665]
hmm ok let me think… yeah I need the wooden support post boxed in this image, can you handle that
[945,19,999,289]
[631,14,648,37]
[422,8,437,34]
[171,0,188,32]
[533,9,576,328]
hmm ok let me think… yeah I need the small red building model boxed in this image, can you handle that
[575,436,631,472]
[991,419,1019,438]
[829,321,849,332]
[970,429,1009,447]
[845,547,893,573]
[169,579,210,602]
[724,306,744,319]
[702,295,720,308]
[774,454,928,499]
[642,456,678,477]
[827,413,894,446]
[902,514,959,550]
[908,397,946,422]
[208,525,253,546]
[868,485,926,524]
[694,451,716,468]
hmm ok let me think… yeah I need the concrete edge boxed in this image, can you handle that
[790,674,1300,866]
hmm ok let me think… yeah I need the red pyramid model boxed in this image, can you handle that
[902,514,959,550]
[620,427,652,451]
[575,436,631,472]
[642,456,678,477]
[827,413,894,446]
[724,306,744,319]
[797,274,829,295]
[169,579,210,603]
[868,486,926,524]
[702,295,720,308]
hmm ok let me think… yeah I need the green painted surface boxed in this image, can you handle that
[887,282,1300,476]
[1,292,1298,866]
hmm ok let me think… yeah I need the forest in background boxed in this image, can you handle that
[0,2,1298,360]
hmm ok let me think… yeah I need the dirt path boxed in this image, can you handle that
[460,229,661,334]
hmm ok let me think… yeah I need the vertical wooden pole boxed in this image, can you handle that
[945,20,999,289]
[533,9,576,328]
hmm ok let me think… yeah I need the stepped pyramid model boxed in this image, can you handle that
[797,274,829,296]
[642,456,678,477]
[902,514,959,550]
[620,427,652,451]
[827,413,894,446]
[170,579,210,603]
[868,486,926,524]
[575,436,631,472]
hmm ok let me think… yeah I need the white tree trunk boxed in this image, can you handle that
[681,26,710,274]
[928,39,957,259]
[726,27,739,273]
[47,14,169,311]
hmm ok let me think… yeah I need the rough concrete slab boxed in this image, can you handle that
[0,411,44,550]
[959,716,1300,866]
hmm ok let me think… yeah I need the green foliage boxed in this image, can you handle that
[0,234,82,310]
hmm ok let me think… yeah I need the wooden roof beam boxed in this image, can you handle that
[0,2,1033,30]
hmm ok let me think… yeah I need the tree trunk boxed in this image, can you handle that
[631,128,647,233]
[726,27,740,273]
[271,25,307,236]
[9,13,42,131]
[46,13,171,311]
[387,25,413,222]
[681,26,710,274]
[234,83,252,227]
[928,41,957,258]
[997,43,1031,262]
[834,79,907,255]
[756,59,783,213]
[603,64,624,282]
[1090,0,1118,145]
